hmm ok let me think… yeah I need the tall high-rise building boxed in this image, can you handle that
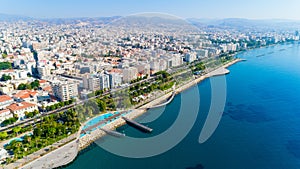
[99,74,110,90]
[109,73,123,89]
[37,65,51,78]
[82,74,100,91]
[185,53,197,63]
[136,63,150,77]
[122,67,138,83]
[51,80,78,102]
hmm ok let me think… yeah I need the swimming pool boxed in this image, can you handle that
[80,111,133,138]
[80,113,115,137]
[4,133,33,147]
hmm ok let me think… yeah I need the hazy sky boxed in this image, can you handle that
[0,0,300,20]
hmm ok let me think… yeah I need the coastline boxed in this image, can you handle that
[77,58,243,151]
[18,58,243,169]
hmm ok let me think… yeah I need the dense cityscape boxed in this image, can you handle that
[0,14,299,168]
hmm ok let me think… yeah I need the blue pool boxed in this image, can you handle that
[80,113,114,137]
[80,111,133,138]
[4,133,33,146]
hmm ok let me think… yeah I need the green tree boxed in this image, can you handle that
[1,74,12,81]
[97,99,107,112]
[1,117,17,126]
[12,126,22,136]
[0,62,12,70]
[30,80,40,89]
[0,131,8,140]
[17,83,27,90]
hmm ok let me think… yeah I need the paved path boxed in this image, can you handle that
[147,85,176,109]
[206,67,230,77]
[20,139,78,169]
[5,134,77,169]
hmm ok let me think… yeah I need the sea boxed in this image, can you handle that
[64,43,300,169]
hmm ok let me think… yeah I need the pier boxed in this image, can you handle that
[122,117,153,132]
[100,128,125,137]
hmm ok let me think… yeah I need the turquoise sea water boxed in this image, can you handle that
[64,43,300,169]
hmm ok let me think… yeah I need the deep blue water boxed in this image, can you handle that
[64,43,300,169]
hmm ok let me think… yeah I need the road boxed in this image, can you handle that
[0,66,192,133]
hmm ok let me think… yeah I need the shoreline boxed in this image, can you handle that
[9,42,298,168]
[77,58,243,151]
[18,58,243,168]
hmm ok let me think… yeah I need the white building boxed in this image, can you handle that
[185,53,197,63]
[83,74,100,91]
[0,109,13,123]
[0,83,14,95]
[0,95,14,110]
[51,80,78,102]
[136,63,150,77]
[172,54,183,67]
[7,102,38,120]
[195,49,209,58]
[122,67,138,83]
[159,59,168,71]
[227,43,238,52]
[150,60,160,74]
[99,74,110,90]
[37,65,51,78]
[109,73,123,89]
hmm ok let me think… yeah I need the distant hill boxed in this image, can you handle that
[0,13,32,21]
[1,13,300,31]
[187,18,300,31]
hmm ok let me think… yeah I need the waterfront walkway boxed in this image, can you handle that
[4,59,242,169]
[205,67,230,77]
[21,138,78,169]
[145,85,176,109]
[5,133,78,169]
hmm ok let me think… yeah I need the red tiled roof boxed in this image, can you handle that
[7,102,36,112]
[39,80,47,84]
[1,69,15,73]
[0,109,10,115]
[43,86,52,92]
[0,95,13,103]
[109,69,122,73]
[13,90,37,99]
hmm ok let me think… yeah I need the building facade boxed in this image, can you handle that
[99,74,110,90]
[51,80,78,102]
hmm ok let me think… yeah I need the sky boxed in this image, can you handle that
[0,0,300,20]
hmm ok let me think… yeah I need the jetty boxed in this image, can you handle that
[122,117,153,132]
[100,128,125,137]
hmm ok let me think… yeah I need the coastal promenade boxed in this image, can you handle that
[4,133,78,169]
[20,138,78,169]
[2,58,242,169]
[78,58,243,150]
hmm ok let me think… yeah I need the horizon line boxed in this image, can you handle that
[1,12,300,22]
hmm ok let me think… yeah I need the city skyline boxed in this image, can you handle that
[0,0,300,20]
